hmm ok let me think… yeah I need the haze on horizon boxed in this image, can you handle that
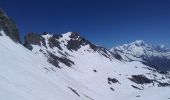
[1,0,170,49]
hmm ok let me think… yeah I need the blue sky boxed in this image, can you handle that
[1,0,170,48]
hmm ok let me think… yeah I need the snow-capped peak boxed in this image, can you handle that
[61,32,72,40]
[160,44,165,48]
[111,40,149,57]
[111,40,170,71]
[132,40,145,46]
[111,40,170,57]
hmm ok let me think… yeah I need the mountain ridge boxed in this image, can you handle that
[111,40,170,71]
[24,32,122,68]
[0,8,170,100]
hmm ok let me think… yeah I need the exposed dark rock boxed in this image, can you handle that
[24,32,45,50]
[50,67,56,72]
[113,53,122,60]
[81,93,95,100]
[66,32,97,51]
[142,67,157,73]
[131,85,143,90]
[154,80,170,87]
[69,32,80,39]
[0,9,20,42]
[25,32,64,51]
[97,47,111,58]
[58,51,67,57]
[53,33,62,39]
[93,69,97,72]
[162,77,165,80]
[158,82,170,87]
[134,66,138,68]
[48,57,60,68]
[48,52,74,68]
[158,70,168,74]
[65,52,72,57]
[43,67,50,72]
[108,77,119,84]
[110,87,115,91]
[67,38,89,51]
[42,32,48,35]
[68,87,80,97]
[39,49,47,55]
[58,56,74,67]
[48,35,62,50]
[129,75,153,84]
[97,47,122,61]
[136,95,140,97]
[128,75,170,87]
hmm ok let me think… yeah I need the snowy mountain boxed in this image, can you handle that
[0,9,170,100]
[24,32,121,68]
[24,32,170,99]
[111,40,170,71]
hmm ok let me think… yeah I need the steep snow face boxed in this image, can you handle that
[24,32,170,99]
[111,40,170,71]
[0,30,109,100]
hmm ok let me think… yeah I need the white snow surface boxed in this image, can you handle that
[0,31,170,100]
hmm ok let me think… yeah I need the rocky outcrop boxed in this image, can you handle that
[0,9,20,42]
[48,52,74,68]
[24,32,122,68]
[48,34,62,50]
[66,32,97,51]
[24,32,47,50]
[129,75,153,84]
[107,77,119,84]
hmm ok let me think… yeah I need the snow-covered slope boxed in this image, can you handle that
[0,30,108,100]
[24,32,170,100]
[0,9,170,100]
[24,32,121,68]
[111,40,170,71]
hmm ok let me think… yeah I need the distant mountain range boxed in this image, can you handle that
[111,40,170,71]
[0,8,170,100]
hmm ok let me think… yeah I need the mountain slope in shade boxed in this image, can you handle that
[111,40,170,71]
